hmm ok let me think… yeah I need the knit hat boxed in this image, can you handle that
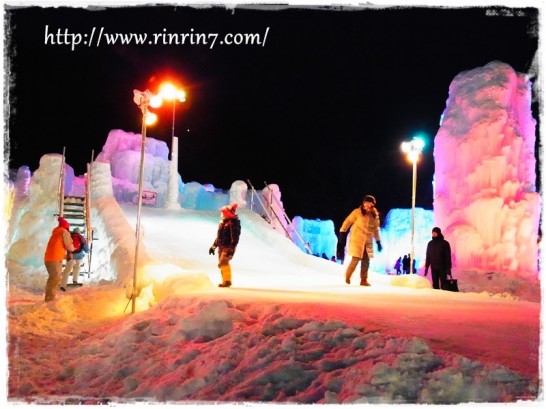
[58,217,70,230]
[363,195,376,205]
[432,227,442,235]
[221,203,238,218]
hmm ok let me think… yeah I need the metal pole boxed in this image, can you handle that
[165,99,179,209]
[132,115,147,313]
[171,99,176,159]
[410,159,417,274]
[58,146,66,217]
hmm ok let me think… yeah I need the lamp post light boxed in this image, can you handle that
[401,136,425,275]
[158,82,186,209]
[131,88,162,313]
[158,82,186,157]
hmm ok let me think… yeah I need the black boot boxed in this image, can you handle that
[218,281,232,288]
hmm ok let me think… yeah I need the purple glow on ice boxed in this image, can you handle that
[433,61,540,275]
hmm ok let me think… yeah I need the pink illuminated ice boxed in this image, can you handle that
[433,61,540,275]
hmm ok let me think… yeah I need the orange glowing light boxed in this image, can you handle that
[145,112,158,125]
[159,82,186,102]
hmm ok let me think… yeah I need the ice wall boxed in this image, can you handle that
[179,180,246,211]
[291,216,337,259]
[371,208,434,274]
[13,166,31,201]
[433,61,540,275]
[6,155,70,288]
[95,129,172,207]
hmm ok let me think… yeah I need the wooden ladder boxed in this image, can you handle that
[62,196,86,230]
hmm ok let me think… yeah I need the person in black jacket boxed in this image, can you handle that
[402,254,410,275]
[424,227,452,290]
[209,203,241,288]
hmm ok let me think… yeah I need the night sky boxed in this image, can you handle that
[4,2,540,230]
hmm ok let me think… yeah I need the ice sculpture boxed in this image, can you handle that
[291,216,337,258]
[371,208,434,274]
[95,129,171,206]
[433,61,540,275]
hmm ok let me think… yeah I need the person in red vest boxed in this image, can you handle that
[43,217,75,302]
[60,227,89,291]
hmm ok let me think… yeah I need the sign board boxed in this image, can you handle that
[142,190,157,206]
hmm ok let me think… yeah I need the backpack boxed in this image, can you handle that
[71,232,84,253]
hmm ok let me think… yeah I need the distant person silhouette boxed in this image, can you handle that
[402,254,410,274]
[394,257,402,275]
[337,195,382,286]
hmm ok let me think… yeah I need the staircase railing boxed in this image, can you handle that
[263,182,312,254]
[245,180,311,254]
[57,148,96,277]
[262,184,292,240]
[246,179,272,223]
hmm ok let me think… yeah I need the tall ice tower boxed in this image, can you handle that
[433,61,540,275]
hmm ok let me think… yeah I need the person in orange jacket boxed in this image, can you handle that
[44,217,75,302]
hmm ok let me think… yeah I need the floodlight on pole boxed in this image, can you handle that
[158,82,186,154]
[159,81,187,209]
[144,112,158,126]
[401,136,425,275]
[131,88,162,313]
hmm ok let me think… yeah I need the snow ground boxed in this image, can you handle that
[4,202,543,406]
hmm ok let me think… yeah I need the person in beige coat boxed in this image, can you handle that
[337,195,382,286]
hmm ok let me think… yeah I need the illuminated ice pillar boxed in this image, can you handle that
[165,136,179,209]
[433,61,540,275]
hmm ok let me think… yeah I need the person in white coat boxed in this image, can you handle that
[337,195,382,286]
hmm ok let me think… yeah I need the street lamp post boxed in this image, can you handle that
[158,82,186,157]
[401,137,425,275]
[158,82,186,209]
[131,89,162,313]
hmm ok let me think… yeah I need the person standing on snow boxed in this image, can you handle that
[402,254,410,274]
[44,217,75,302]
[209,203,241,288]
[394,256,402,275]
[424,226,452,290]
[337,195,382,286]
[60,227,89,291]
